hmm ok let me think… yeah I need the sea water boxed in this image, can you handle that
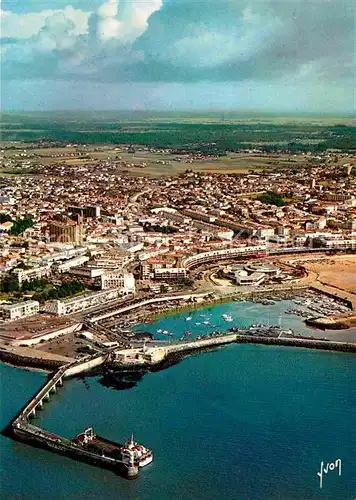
[1,303,356,500]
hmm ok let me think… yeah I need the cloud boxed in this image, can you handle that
[0,0,354,111]
[0,5,89,39]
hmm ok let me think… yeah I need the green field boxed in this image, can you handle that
[1,111,355,154]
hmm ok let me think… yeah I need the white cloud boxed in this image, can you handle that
[0,6,89,39]
[96,0,162,41]
[98,0,118,19]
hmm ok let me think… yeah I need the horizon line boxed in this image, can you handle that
[0,109,353,118]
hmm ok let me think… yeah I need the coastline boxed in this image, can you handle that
[2,333,356,375]
[0,348,65,372]
[2,289,355,373]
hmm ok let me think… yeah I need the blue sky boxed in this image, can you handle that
[1,0,354,113]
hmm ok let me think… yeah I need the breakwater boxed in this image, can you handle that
[9,351,141,479]
[110,333,356,369]
[6,329,356,483]
[0,348,68,371]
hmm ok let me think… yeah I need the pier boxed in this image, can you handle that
[10,350,143,480]
[8,331,356,479]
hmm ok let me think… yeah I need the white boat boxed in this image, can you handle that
[157,329,163,333]
[195,322,201,325]
[122,434,153,468]
[139,454,153,467]
[186,317,192,321]
[222,314,233,322]
[163,330,169,334]
[203,321,210,325]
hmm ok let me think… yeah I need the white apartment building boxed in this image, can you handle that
[55,255,89,273]
[0,300,39,322]
[182,245,267,269]
[101,271,136,293]
[43,289,121,316]
[138,247,169,261]
[153,268,187,280]
[68,266,106,278]
[12,264,52,285]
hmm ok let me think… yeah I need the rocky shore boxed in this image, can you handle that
[0,348,69,371]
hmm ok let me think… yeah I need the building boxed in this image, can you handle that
[0,300,39,322]
[140,263,151,280]
[68,266,106,279]
[138,247,169,261]
[233,271,265,286]
[54,255,89,273]
[48,218,83,244]
[244,262,281,277]
[68,205,101,219]
[12,264,52,285]
[101,271,136,293]
[153,268,187,280]
[43,289,121,316]
[345,218,356,231]
[182,245,267,269]
[0,195,15,205]
[256,227,276,240]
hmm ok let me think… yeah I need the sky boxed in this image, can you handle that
[0,0,354,113]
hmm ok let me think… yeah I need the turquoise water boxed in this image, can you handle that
[135,299,356,342]
[1,301,356,499]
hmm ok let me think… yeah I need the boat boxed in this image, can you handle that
[222,314,233,322]
[186,317,192,321]
[122,434,153,468]
[195,322,201,325]
[184,330,192,336]
[157,329,163,333]
[162,330,169,334]
[203,321,210,325]
[74,428,153,471]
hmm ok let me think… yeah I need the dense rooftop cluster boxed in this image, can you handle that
[0,144,354,314]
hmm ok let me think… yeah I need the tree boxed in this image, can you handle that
[0,213,12,224]
[258,191,286,207]
[0,278,20,293]
[10,217,34,235]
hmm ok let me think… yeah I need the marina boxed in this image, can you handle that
[132,291,356,344]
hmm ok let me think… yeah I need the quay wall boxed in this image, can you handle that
[64,353,108,377]
[0,348,68,370]
[12,424,136,479]
[131,334,356,367]
[309,285,355,310]
[146,334,239,363]
[235,335,356,353]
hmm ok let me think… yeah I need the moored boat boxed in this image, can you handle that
[74,428,153,474]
